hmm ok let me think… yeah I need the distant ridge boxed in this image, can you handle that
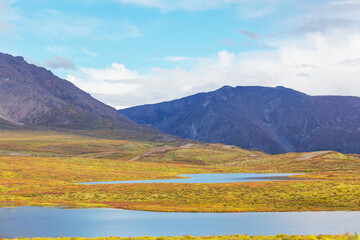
[121,85,360,154]
[0,52,171,141]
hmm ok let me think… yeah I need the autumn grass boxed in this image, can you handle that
[4,173,360,212]
[0,156,224,208]
[0,130,163,159]
[1,130,360,212]
[5,235,360,240]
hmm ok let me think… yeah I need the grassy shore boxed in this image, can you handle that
[1,130,360,212]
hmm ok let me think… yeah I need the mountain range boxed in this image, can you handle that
[1,52,360,154]
[121,86,360,154]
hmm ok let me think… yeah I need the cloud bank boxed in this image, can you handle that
[66,28,360,109]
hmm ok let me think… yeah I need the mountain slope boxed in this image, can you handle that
[121,86,360,154]
[0,52,170,140]
[0,118,17,130]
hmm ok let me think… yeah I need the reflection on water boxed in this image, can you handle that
[0,207,359,238]
[80,173,302,184]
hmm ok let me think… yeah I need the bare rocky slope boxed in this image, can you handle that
[121,86,360,154]
[0,52,170,141]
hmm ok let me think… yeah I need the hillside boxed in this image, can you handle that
[0,52,170,141]
[0,118,18,130]
[121,86,360,154]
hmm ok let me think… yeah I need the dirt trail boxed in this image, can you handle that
[293,150,334,161]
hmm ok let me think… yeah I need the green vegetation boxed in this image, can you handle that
[5,234,360,240]
[1,130,360,212]
[0,130,162,159]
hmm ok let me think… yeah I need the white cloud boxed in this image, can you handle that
[66,63,141,96]
[61,0,360,109]
[67,29,360,109]
[217,50,235,66]
[79,62,140,82]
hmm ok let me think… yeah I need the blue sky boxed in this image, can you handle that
[1,0,360,108]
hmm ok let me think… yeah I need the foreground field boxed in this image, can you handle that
[1,130,360,212]
[5,235,360,240]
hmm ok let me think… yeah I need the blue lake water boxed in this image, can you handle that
[80,173,302,184]
[1,207,360,238]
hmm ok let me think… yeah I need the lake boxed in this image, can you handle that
[80,173,302,184]
[1,207,360,238]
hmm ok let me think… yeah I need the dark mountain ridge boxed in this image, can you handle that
[0,52,170,141]
[121,86,360,154]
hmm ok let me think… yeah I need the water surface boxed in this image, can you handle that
[81,173,302,184]
[0,207,359,238]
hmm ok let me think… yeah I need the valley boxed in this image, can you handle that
[1,130,360,213]
[1,130,360,238]
[1,0,359,237]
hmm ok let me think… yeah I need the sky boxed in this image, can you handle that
[1,0,360,109]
